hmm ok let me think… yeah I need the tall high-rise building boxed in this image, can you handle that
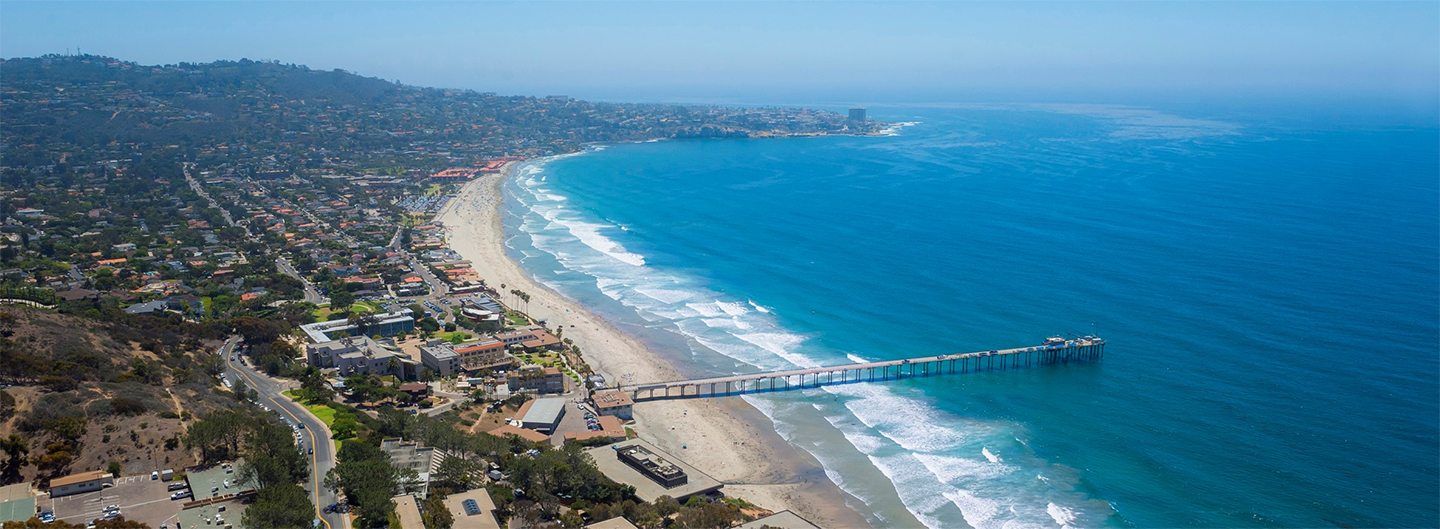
[848,107,867,122]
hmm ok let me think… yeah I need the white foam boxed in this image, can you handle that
[879,121,922,136]
[748,300,772,313]
[846,353,869,363]
[1046,502,1078,529]
[983,447,1002,463]
[633,287,695,304]
[941,489,1003,529]
[914,453,1010,483]
[829,384,968,452]
[684,301,726,318]
[734,332,814,369]
[550,214,647,266]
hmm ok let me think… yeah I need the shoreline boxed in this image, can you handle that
[435,160,873,528]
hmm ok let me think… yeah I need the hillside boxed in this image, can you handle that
[0,55,880,175]
[0,306,236,486]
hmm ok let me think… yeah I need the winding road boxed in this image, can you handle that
[221,337,346,529]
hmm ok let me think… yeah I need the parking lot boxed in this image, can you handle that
[550,399,602,446]
[46,474,184,528]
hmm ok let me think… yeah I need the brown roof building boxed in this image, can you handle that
[48,470,112,498]
[591,390,635,420]
[488,424,551,444]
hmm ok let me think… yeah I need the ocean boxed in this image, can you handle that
[497,103,1439,528]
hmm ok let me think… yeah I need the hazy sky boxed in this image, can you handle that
[2,1,1436,105]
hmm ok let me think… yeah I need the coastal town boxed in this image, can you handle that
[0,54,881,529]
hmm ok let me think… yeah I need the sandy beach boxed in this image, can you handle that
[436,163,870,528]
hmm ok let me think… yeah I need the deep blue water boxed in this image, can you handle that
[499,104,1439,528]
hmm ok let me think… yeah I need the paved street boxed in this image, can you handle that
[276,256,328,304]
[222,338,346,529]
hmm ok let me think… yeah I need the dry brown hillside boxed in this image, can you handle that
[0,306,236,487]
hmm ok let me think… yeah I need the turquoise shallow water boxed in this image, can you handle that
[499,104,1439,528]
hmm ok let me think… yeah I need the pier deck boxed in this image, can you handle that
[619,337,1104,402]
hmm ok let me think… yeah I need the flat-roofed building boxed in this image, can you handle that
[591,390,634,420]
[584,439,722,503]
[563,415,626,445]
[494,329,537,346]
[299,309,415,343]
[587,517,640,529]
[393,495,425,529]
[419,343,463,377]
[507,366,564,394]
[0,483,36,524]
[186,460,257,502]
[47,470,112,498]
[442,489,501,529]
[617,444,687,488]
[176,495,250,529]
[421,339,512,377]
[381,439,440,497]
[454,339,510,370]
[737,510,823,529]
[308,335,420,380]
[517,397,566,433]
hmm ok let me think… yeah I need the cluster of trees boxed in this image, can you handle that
[239,421,315,529]
[324,441,416,528]
[182,409,248,465]
[231,316,306,377]
[184,408,316,529]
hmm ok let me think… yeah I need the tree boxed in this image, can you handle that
[233,379,253,403]
[1,434,29,485]
[330,414,358,440]
[239,422,308,489]
[298,368,334,404]
[231,316,285,345]
[329,289,354,314]
[242,482,315,529]
[421,491,453,529]
[184,409,247,465]
[432,455,478,490]
[675,501,742,528]
[325,443,413,528]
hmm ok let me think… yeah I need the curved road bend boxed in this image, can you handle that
[221,337,346,529]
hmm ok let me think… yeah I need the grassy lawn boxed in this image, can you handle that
[283,390,338,426]
[310,301,380,321]
[437,331,473,342]
[280,391,354,451]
